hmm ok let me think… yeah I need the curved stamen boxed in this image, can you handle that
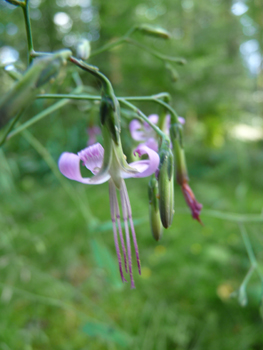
[122,180,141,275]
[109,180,127,283]
[119,182,135,289]
[114,195,128,273]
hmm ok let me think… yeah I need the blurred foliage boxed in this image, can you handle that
[1,0,263,349]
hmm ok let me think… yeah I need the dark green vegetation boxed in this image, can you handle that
[1,0,263,349]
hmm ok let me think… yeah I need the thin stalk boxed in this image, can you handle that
[21,0,34,65]
[125,38,186,65]
[238,223,263,282]
[176,208,263,223]
[7,86,83,141]
[36,92,171,102]
[0,110,24,147]
[89,38,126,58]
[89,27,136,58]
[118,98,168,141]
[37,93,101,101]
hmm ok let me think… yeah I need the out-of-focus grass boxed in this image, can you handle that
[0,137,263,350]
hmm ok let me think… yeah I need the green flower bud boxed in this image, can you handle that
[158,143,174,228]
[170,123,188,185]
[136,24,171,39]
[0,50,72,129]
[100,94,121,146]
[148,176,163,241]
[76,39,91,60]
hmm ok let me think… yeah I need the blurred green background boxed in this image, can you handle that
[1,0,263,349]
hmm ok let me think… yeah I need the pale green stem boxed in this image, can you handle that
[125,38,186,65]
[89,37,127,57]
[21,130,96,228]
[36,92,171,102]
[118,98,168,142]
[238,223,263,282]
[89,33,185,65]
[21,0,34,65]
[89,27,136,57]
[0,110,24,147]
[7,87,83,141]
[175,208,263,223]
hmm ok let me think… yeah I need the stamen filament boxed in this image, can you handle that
[122,181,141,275]
[120,181,135,289]
[109,181,127,283]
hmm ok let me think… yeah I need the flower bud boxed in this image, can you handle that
[76,39,91,60]
[157,143,174,228]
[170,123,188,185]
[100,94,121,145]
[0,50,72,129]
[148,176,163,241]
[136,24,171,39]
[170,123,203,223]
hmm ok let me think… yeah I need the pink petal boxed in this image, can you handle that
[78,143,104,174]
[129,120,145,141]
[145,137,158,152]
[178,116,185,125]
[58,152,110,185]
[144,114,158,132]
[124,144,159,178]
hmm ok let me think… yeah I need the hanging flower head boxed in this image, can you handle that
[58,140,159,288]
[130,114,185,151]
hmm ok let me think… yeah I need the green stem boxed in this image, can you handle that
[36,92,171,102]
[89,34,185,66]
[0,110,24,147]
[176,208,263,223]
[125,38,186,65]
[89,38,126,58]
[7,86,83,141]
[238,223,263,283]
[69,56,114,95]
[89,27,136,58]
[118,98,168,141]
[22,0,34,65]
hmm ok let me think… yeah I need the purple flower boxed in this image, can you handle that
[130,114,185,151]
[58,142,159,288]
[181,182,203,224]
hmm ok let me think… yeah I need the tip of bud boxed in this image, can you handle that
[181,182,203,224]
[158,148,174,229]
[136,24,171,39]
[76,39,91,60]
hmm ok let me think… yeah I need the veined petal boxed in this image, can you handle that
[123,144,159,179]
[145,137,158,152]
[78,143,104,173]
[58,152,110,185]
[144,114,158,132]
[129,120,145,141]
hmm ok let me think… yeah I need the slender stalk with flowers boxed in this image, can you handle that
[58,61,160,287]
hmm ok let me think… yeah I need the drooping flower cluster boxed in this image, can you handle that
[58,58,202,288]
[58,141,159,288]
[130,114,202,224]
